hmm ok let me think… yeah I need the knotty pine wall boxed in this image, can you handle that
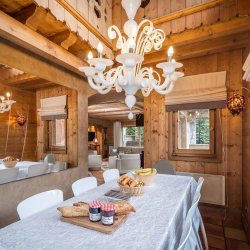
[113,0,249,36]
[0,83,37,161]
[36,85,78,167]
[144,50,243,223]
[242,46,250,233]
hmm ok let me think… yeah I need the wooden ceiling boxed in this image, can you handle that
[0,64,57,91]
[88,91,144,122]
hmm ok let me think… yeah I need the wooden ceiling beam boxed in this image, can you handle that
[0,10,84,76]
[153,0,223,25]
[154,16,250,53]
[144,31,250,66]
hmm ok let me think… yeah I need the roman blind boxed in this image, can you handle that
[38,95,67,120]
[165,71,227,111]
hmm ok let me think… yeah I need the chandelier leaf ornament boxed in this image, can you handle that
[79,0,184,119]
[0,92,16,114]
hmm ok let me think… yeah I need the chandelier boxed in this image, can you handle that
[79,0,184,119]
[0,92,16,113]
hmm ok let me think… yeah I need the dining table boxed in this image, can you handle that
[0,174,197,250]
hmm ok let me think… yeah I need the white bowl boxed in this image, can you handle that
[3,160,18,168]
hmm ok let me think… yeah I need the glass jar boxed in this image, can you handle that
[89,201,102,222]
[101,203,115,226]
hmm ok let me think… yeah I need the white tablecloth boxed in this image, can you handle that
[0,174,197,250]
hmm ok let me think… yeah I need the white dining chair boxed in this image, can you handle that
[185,193,203,250]
[28,164,48,177]
[192,177,208,250]
[108,156,117,169]
[154,160,176,175]
[44,154,56,164]
[72,177,97,196]
[17,189,63,220]
[0,168,19,184]
[103,169,120,183]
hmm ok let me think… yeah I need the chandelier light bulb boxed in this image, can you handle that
[172,59,176,63]
[168,46,174,58]
[88,51,93,60]
[127,37,135,53]
[0,96,5,101]
[97,42,103,58]
[128,112,134,120]
[6,92,10,99]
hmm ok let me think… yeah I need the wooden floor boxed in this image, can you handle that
[200,204,250,250]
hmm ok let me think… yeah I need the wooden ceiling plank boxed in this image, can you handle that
[0,10,84,75]
[144,30,250,65]
[153,0,223,25]
[155,16,250,52]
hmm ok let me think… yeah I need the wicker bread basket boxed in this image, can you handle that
[118,184,144,196]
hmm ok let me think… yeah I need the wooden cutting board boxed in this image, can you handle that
[61,215,128,234]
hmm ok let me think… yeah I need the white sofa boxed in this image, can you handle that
[88,155,102,170]
[119,154,141,159]
[116,158,141,174]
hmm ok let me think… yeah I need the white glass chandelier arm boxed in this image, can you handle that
[141,86,152,97]
[98,72,114,87]
[97,86,113,95]
[155,83,175,95]
[87,76,107,91]
[108,25,125,50]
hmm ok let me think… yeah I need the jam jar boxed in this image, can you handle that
[89,201,102,222]
[101,203,115,226]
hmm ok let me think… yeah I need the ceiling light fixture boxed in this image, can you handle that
[0,92,16,113]
[79,0,184,119]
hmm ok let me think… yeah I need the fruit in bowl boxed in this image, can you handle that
[2,156,19,168]
[133,168,157,186]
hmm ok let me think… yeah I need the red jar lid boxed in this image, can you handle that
[101,203,115,211]
[89,201,103,208]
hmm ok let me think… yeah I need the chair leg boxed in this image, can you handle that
[197,210,209,250]
[191,223,203,250]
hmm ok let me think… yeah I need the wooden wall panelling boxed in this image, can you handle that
[201,0,220,25]
[64,0,77,32]
[144,95,151,168]
[48,0,65,22]
[171,0,186,34]
[238,0,250,16]
[112,0,122,31]
[156,0,171,36]
[0,83,37,160]
[186,0,202,29]
[144,0,158,20]
[219,0,238,22]
[36,86,78,167]
[35,0,48,8]
[144,50,244,222]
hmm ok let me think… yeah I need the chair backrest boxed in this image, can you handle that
[193,177,204,202]
[154,160,176,175]
[44,154,56,164]
[108,156,117,169]
[186,193,201,222]
[103,169,120,183]
[28,164,48,177]
[119,154,140,159]
[118,158,141,174]
[0,168,19,184]
[17,189,63,220]
[88,155,102,167]
[72,177,97,196]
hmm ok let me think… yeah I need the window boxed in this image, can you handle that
[44,119,67,153]
[169,109,221,162]
[123,127,144,147]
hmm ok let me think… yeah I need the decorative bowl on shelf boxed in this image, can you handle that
[2,156,19,168]
[132,168,157,186]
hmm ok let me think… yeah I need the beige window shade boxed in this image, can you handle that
[165,71,227,111]
[38,95,67,120]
